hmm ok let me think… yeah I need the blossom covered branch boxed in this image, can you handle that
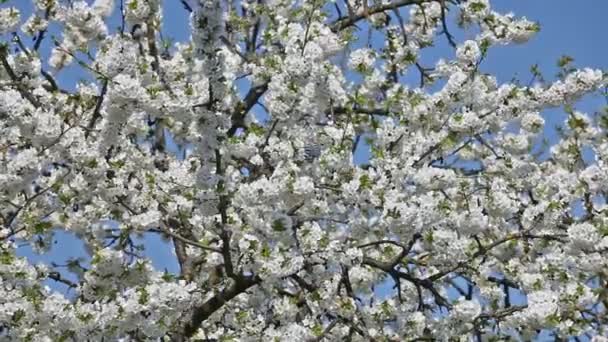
[0,0,607,340]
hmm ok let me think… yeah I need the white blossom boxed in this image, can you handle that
[568,222,600,250]
[0,7,20,34]
[456,40,481,65]
[0,0,605,340]
[348,48,376,72]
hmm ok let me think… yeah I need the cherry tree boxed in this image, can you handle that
[1,0,607,340]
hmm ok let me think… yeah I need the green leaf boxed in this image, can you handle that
[236,310,248,323]
[0,250,14,265]
[371,118,380,130]
[162,272,175,282]
[469,2,487,12]
[319,235,330,248]
[567,115,587,130]
[479,39,491,56]
[145,173,155,187]
[58,193,71,205]
[248,123,265,137]
[598,224,608,236]
[34,221,53,234]
[547,200,562,211]
[528,22,541,33]
[599,111,608,129]
[371,146,384,159]
[261,244,271,258]
[128,0,138,10]
[108,160,125,169]
[12,309,25,323]
[530,63,542,77]
[545,313,560,327]
[424,231,434,243]
[57,331,76,342]
[271,219,286,232]
[409,93,424,106]
[77,312,93,323]
[557,55,574,68]
[441,131,459,149]
[51,181,63,193]
[359,174,372,190]
[138,287,149,305]
[355,63,370,74]
[86,159,98,168]
[312,324,324,337]
[310,291,322,301]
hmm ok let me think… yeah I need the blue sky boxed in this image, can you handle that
[4,1,608,336]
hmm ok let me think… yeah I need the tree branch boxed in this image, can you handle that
[439,0,457,48]
[182,274,261,338]
[307,318,341,342]
[85,80,108,137]
[48,271,78,288]
[0,45,41,108]
[331,0,435,32]
[150,227,222,254]
[180,0,193,12]
[227,82,269,136]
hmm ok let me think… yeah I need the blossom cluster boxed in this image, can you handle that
[0,0,606,340]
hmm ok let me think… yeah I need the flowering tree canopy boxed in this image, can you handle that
[1,0,608,340]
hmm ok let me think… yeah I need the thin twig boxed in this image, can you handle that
[439,0,457,48]
[180,0,193,12]
[0,46,41,108]
[85,80,108,137]
[150,227,222,254]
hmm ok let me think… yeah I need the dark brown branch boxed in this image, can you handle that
[439,0,457,48]
[33,6,51,51]
[2,168,71,231]
[339,264,362,303]
[215,149,237,279]
[291,274,316,292]
[287,201,306,216]
[48,271,78,288]
[52,42,114,81]
[40,69,61,92]
[331,105,392,117]
[227,82,269,136]
[307,318,341,342]
[146,16,175,97]
[412,140,443,167]
[0,46,42,108]
[262,120,279,148]
[245,0,262,54]
[357,239,406,249]
[334,2,343,21]
[180,0,193,12]
[474,134,502,159]
[120,0,126,34]
[301,3,318,56]
[415,62,432,87]
[425,231,568,282]
[331,0,434,32]
[85,80,108,137]
[388,134,405,152]
[362,255,451,308]
[11,33,65,94]
[219,36,249,62]
[182,274,261,338]
[173,238,190,279]
[149,227,222,254]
